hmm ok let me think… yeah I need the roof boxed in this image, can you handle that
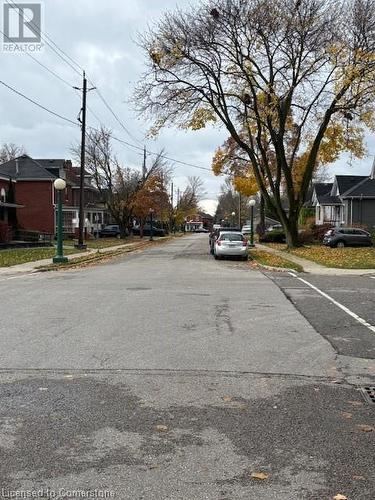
[343,178,375,197]
[336,175,367,195]
[319,194,342,205]
[0,155,56,180]
[314,183,333,198]
[312,183,342,204]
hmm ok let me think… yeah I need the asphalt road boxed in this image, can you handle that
[0,234,374,499]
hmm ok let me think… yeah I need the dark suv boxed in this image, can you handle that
[323,227,372,248]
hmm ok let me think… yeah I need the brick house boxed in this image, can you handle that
[0,155,109,235]
[185,212,213,231]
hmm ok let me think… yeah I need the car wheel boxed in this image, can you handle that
[336,240,345,248]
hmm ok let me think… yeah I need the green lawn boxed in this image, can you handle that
[0,247,84,267]
[250,249,303,272]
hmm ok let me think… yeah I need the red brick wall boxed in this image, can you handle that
[16,181,55,233]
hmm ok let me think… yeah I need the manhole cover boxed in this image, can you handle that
[359,387,375,405]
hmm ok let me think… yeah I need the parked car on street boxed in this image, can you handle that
[241,225,252,235]
[323,227,373,248]
[194,227,209,233]
[132,224,166,237]
[209,227,242,254]
[267,224,283,232]
[99,225,121,238]
[214,231,249,260]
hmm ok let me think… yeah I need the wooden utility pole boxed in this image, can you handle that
[76,72,88,249]
[74,72,95,249]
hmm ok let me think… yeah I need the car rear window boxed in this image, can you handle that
[220,233,244,241]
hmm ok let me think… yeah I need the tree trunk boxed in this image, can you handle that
[283,212,300,248]
[119,225,127,239]
[259,194,266,234]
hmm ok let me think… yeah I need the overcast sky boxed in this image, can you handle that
[1,0,375,215]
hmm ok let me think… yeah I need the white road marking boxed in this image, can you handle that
[288,272,375,334]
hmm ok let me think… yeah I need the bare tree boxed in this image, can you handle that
[72,126,171,236]
[135,0,375,246]
[177,176,205,214]
[0,143,26,164]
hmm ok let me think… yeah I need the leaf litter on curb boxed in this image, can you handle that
[250,472,269,481]
[155,425,168,433]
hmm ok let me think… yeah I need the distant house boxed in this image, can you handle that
[185,212,213,231]
[311,162,375,229]
[0,155,109,235]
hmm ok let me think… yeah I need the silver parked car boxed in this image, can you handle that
[214,232,248,260]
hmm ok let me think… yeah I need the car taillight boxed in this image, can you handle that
[242,239,248,246]
[217,240,221,246]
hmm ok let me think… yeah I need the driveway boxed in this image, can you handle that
[0,234,373,499]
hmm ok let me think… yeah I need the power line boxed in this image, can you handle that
[4,0,146,149]
[0,27,76,89]
[103,131,212,172]
[5,0,140,146]
[91,86,143,145]
[0,80,78,126]
[0,79,211,174]
[5,0,83,76]
[1,2,211,175]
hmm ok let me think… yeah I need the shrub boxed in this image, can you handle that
[298,229,315,245]
[259,229,286,243]
[310,223,333,242]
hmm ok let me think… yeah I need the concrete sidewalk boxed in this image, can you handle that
[0,241,141,277]
[256,242,375,275]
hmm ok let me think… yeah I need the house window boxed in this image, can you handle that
[0,188,6,202]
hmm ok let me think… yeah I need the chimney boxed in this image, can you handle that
[371,156,375,180]
[15,159,19,176]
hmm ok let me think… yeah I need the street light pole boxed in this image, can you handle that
[53,178,68,264]
[249,199,256,247]
[149,208,154,241]
[231,211,235,227]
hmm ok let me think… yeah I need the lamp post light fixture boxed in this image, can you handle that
[53,178,68,264]
[231,211,235,227]
[249,198,256,247]
[149,208,154,241]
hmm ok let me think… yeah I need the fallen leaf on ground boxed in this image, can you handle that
[155,425,168,432]
[222,396,233,402]
[356,424,374,432]
[348,400,363,407]
[333,495,347,500]
[250,472,269,480]
[352,475,365,481]
[341,412,353,420]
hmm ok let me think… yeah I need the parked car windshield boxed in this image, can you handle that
[219,233,244,241]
